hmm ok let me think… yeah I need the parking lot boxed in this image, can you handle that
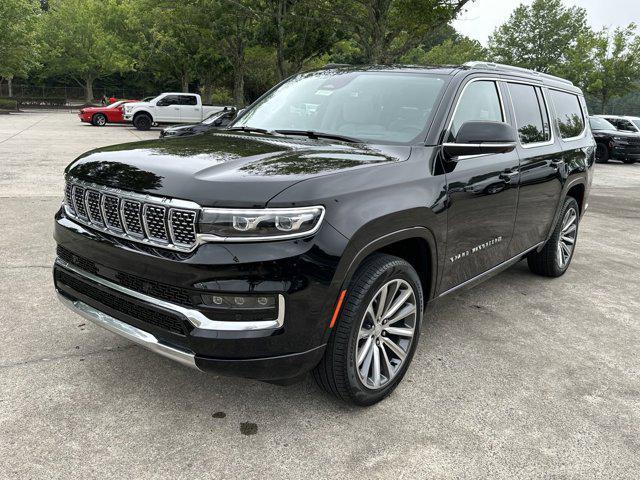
[1,110,639,479]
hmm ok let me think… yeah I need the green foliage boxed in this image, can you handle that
[39,0,134,100]
[404,37,488,65]
[0,98,19,110]
[0,0,41,80]
[488,0,588,73]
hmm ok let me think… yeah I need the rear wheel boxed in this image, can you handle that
[91,113,107,126]
[133,114,152,131]
[527,197,579,277]
[595,143,609,163]
[313,254,423,406]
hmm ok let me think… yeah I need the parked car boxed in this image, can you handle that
[594,114,640,134]
[54,62,594,405]
[78,100,139,126]
[123,93,227,131]
[159,107,237,138]
[589,116,640,164]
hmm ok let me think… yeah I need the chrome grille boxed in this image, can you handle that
[63,178,200,252]
[122,200,144,237]
[85,190,104,225]
[143,205,169,242]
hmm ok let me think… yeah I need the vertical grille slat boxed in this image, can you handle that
[63,179,199,251]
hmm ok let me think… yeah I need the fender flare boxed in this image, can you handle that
[543,175,587,245]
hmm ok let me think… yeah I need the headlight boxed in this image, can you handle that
[613,136,627,141]
[199,206,325,241]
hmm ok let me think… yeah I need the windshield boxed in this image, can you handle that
[589,117,616,130]
[107,101,125,109]
[633,119,640,130]
[232,70,448,143]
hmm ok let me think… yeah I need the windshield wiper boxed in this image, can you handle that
[274,130,362,143]
[227,126,274,135]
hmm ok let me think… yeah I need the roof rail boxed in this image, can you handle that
[464,61,574,86]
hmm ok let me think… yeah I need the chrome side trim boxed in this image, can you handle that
[55,258,286,331]
[57,292,199,370]
[438,242,545,298]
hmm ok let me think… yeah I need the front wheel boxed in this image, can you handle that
[91,113,107,126]
[527,197,580,277]
[595,143,609,163]
[133,114,152,131]
[313,254,423,406]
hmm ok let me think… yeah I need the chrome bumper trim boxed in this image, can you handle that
[55,258,286,331]
[57,292,199,370]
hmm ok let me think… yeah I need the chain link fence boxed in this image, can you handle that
[0,84,149,108]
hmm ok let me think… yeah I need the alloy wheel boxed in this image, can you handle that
[355,279,417,390]
[557,207,578,268]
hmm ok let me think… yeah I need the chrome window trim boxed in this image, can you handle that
[55,258,286,332]
[506,81,555,149]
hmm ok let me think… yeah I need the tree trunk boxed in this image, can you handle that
[7,76,13,97]
[202,72,213,104]
[85,76,94,103]
[275,0,287,80]
[181,74,190,93]
[233,65,245,107]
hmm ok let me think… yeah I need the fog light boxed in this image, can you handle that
[212,296,223,305]
[257,297,269,306]
[201,293,277,309]
[234,297,245,306]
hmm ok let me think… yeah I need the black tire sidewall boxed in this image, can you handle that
[595,143,609,163]
[92,113,106,126]
[343,259,423,405]
[550,197,580,275]
[134,115,151,130]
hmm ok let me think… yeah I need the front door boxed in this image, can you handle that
[439,79,520,293]
[155,95,181,123]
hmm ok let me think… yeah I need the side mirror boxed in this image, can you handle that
[443,121,517,160]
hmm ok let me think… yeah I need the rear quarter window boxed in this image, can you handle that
[549,90,585,139]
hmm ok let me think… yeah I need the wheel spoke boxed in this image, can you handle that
[358,326,373,340]
[372,345,381,388]
[359,340,374,376]
[382,337,406,361]
[384,325,414,337]
[561,242,572,259]
[375,285,388,320]
[380,343,394,378]
[561,235,575,245]
[382,288,412,321]
[357,336,373,366]
[383,280,399,313]
[562,224,576,235]
[386,303,416,326]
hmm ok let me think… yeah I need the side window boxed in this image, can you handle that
[179,95,197,106]
[549,90,585,139]
[616,119,636,132]
[158,95,179,106]
[508,83,551,145]
[450,80,503,141]
[603,117,618,128]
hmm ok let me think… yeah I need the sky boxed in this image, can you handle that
[453,0,640,45]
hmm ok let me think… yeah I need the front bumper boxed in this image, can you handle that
[123,114,133,121]
[54,208,347,381]
[611,142,640,160]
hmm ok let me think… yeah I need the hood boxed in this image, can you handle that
[66,131,410,207]
[593,128,639,137]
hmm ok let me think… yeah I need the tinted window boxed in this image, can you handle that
[233,70,447,143]
[159,95,180,106]
[550,90,585,139]
[179,95,197,106]
[616,118,637,132]
[633,119,640,130]
[589,117,616,130]
[450,81,503,141]
[508,83,551,144]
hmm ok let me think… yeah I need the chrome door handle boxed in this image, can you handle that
[499,170,519,183]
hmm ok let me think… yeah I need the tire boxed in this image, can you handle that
[133,114,152,131]
[622,159,637,164]
[527,197,580,277]
[595,143,609,163]
[313,254,424,406]
[91,113,107,126]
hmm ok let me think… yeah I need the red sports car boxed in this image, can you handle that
[78,100,139,126]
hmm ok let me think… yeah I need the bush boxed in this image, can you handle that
[0,98,18,111]
[208,87,234,106]
[16,97,67,108]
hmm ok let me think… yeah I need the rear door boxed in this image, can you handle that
[504,81,564,256]
[178,95,201,123]
[439,78,521,293]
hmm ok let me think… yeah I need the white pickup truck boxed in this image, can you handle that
[123,93,227,131]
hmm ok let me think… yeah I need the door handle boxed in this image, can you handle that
[499,169,519,183]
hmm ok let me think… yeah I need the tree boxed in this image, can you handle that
[339,0,473,64]
[488,0,588,73]
[40,0,133,101]
[0,0,40,96]
[406,36,488,65]
[585,25,640,113]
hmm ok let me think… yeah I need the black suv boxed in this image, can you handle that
[589,116,640,164]
[54,62,594,405]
